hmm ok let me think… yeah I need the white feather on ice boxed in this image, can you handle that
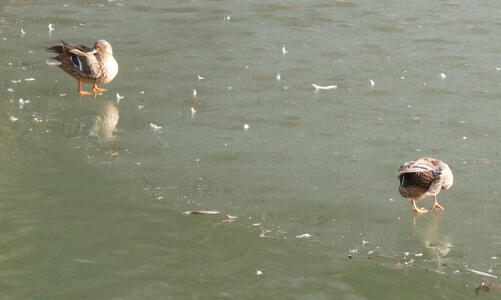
[295,233,313,239]
[116,93,124,103]
[467,268,497,278]
[150,123,162,131]
[312,84,338,90]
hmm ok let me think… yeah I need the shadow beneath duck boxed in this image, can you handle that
[89,101,119,141]
[412,211,453,271]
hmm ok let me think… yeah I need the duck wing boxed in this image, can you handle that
[47,40,92,54]
[67,48,101,79]
[398,164,433,174]
[47,41,101,80]
[427,165,444,195]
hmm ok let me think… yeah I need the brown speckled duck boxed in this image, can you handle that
[46,40,118,96]
[398,157,453,213]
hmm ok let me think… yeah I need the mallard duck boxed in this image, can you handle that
[46,40,118,96]
[398,157,453,213]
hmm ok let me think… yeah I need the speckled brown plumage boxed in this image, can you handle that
[47,40,118,95]
[398,157,453,213]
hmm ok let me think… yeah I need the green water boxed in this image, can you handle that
[1,0,501,299]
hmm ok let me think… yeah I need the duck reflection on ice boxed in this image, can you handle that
[413,211,453,267]
[89,101,119,140]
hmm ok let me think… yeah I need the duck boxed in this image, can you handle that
[46,40,118,96]
[398,157,453,213]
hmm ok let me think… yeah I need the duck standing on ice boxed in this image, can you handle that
[47,40,118,96]
[398,157,453,213]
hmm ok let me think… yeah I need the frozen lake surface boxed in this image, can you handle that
[1,0,501,298]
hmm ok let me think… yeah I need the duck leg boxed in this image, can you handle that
[78,79,92,96]
[430,195,444,210]
[411,199,428,214]
[92,85,107,93]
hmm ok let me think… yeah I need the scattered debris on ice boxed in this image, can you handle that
[259,230,277,239]
[312,83,338,91]
[116,93,124,103]
[475,282,489,296]
[149,123,162,131]
[220,214,237,222]
[75,259,95,264]
[295,233,313,239]
[182,210,220,215]
[18,98,29,109]
[467,268,497,278]
[391,263,412,270]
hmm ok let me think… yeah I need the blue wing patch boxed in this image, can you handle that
[71,55,80,67]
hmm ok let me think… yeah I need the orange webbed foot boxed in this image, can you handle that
[413,207,428,214]
[77,80,93,96]
[430,195,444,210]
[79,90,93,96]
[92,85,107,93]
[412,200,428,214]
[430,203,444,210]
